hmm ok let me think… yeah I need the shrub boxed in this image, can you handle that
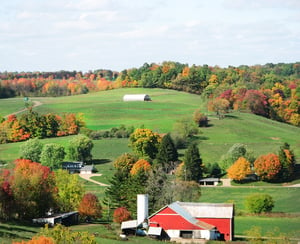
[113,207,132,224]
[245,193,274,214]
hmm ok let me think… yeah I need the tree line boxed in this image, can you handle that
[1,61,299,125]
[0,110,85,143]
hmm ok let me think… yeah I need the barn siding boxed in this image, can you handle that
[149,212,203,230]
[197,218,232,241]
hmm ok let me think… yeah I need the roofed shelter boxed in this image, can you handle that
[123,94,151,101]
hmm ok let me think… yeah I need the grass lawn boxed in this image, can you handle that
[235,216,300,239]
[200,187,300,213]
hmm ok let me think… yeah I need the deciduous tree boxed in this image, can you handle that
[11,159,56,219]
[129,128,161,159]
[78,193,102,221]
[54,169,84,212]
[40,143,65,169]
[113,207,132,224]
[254,154,281,182]
[227,157,252,181]
[67,134,93,163]
[19,138,43,162]
[245,193,274,214]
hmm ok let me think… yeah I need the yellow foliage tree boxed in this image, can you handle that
[227,157,252,181]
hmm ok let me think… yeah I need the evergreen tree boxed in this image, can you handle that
[155,133,178,173]
[184,143,203,182]
[278,143,296,181]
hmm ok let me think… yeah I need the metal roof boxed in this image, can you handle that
[168,202,215,230]
[199,178,220,182]
[148,227,162,236]
[121,220,138,229]
[177,202,234,218]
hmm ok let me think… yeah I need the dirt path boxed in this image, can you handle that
[4,100,43,118]
[79,173,109,186]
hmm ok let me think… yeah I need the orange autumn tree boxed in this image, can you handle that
[227,157,252,181]
[130,159,151,176]
[13,236,54,244]
[78,193,102,221]
[9,159,56,220]
[113,207,132,224]
[254,154,282,182]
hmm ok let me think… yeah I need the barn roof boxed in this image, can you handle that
[149,202,215,230]
[176,202,234,218]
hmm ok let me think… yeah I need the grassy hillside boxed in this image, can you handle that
[0,88,300,242]
[0,88,299,164]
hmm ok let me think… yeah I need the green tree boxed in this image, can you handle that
[193,109,208,127]
[67,134,93,163]
[146,166,168,213]
[54,169,84,212]
[220,143,253,171]
[154,133,178,173]
[245,193,274,214]
[40,143,66,169]
[129,128,161,159]
[173,117,198,139]
[19,138,43,162]
[183,143,203,182]
[113,153,137,173]
[278,143,296,182]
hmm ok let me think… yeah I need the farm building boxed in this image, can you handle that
[62,162,96,174]
[123,94,151,101]
[33,211,79,227]
[148,202,234,241]
[121,195,234,241]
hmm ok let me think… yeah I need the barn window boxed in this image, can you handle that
[180,231,193,238]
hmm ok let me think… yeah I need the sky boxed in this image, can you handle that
[1,0,300,72]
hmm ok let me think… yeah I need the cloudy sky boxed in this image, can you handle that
[1,0,299,72]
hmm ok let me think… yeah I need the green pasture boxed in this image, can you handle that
[0,88,299,165]
[235,216,300,239]
[200,187,300,213]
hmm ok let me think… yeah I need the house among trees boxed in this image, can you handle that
[62,162,96,174]
[123,94,151,101]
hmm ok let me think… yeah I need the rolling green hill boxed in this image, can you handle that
[0,88,299,164]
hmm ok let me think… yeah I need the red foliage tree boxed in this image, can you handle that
[78,193,102,221]
[243,90,268,116]
[11,159,56,219]
[113,207,132,224]
[254,154,282,181]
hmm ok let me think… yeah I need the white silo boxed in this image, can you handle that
[137,194,149,225]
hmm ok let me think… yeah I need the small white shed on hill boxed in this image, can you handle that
[123,94,151,101]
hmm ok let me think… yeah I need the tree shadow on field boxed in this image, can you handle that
[91,159,111,165]
[0,225,37,234]
[225,114,240,119]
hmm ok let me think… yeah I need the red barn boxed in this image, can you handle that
[148,202,234,241]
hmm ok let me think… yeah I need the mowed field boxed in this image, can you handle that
[1,88,300,242]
